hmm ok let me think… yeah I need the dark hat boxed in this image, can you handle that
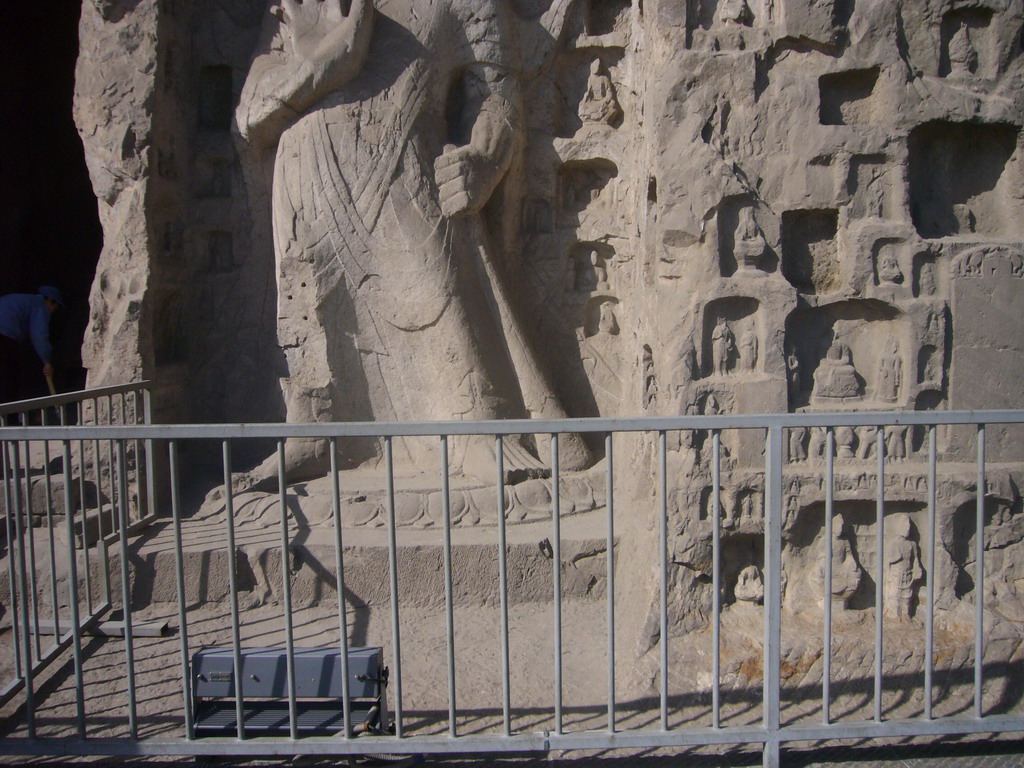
[38,286,64,307]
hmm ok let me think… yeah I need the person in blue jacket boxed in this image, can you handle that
[0,286,63,406]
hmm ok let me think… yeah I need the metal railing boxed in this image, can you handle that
[1,408,1023,766]
[0,383,157,712]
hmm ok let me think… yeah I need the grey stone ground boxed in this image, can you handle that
[8,737,1024,768]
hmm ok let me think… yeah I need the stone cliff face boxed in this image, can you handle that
[73,0,1024,644]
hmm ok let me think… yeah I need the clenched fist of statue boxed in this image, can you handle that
[435,143,492,219]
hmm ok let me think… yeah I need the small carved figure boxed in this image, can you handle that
[788,426,808,462]
[885,425,908,460]
[948,24,978,76]
[642,346,657,408]
[739,328,759,371]
[808,427,827,459]
[578,60,622,126]
[712,318,736,376]
[812,340,860,400]
[876,338,902,403]
[704,393,722,415]
[597,300,620,336]
[734,565,764,603]
[877,246,903,284]
[953,203,976,234]
[734,207,767,270]
[884,515,924,618]
[857,425,878,459]
[786,348,801,395]
[835,426,857,459]
[718,0,753,25]
[572,247,606,292]
[818,515,863,606]
[917,259,937,296]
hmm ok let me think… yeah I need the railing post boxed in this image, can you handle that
[763,425,783,768]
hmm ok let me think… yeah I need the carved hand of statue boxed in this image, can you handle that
[237,0,374,146]
[276,0,373,100]
[435,144,488,218]
[273,0,357,60]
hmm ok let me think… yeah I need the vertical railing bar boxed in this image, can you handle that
[874,429,885,724]
[168,441,194,740]
[763,426,783,768]
[10,442,35,737]
[975,424,985,718]
[115,440,138,738]
[330,439,352,740]
[659,429,668,731]
[823,428,834,725]
[142,388,157,521]
[105,396,116,559]
[222,440,245,740]
[277,441,298,740]
[496,436,511,737]
[606,432,616,734]
[19,435,41,662]
[62,441,87,738]
[129,391,142,521]
[91,398,111,605]
[551,433,563,736]
[3,441,22,679]
[712,429,721,729]
[384,436,403,738]
[439,435,457,738]
[41,411,61,642]
[76,402,92,615]
[925,425,936,720]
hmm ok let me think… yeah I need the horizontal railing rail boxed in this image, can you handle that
[0,407,1022,440]
[2,408,1022,767]
[0,381,154,417]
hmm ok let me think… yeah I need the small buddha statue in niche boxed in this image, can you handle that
[875,337,902,403]
[948,24,978,76]
[578,60,622,126]
[812,339,860,400]
[719,0,753,25]
[734,207,767,271]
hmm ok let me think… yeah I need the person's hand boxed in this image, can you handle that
[42,363,54,379]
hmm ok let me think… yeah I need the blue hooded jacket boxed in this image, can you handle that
[0,294,53,363]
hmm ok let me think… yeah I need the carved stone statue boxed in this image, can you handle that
[711,317,736,376]
[578,59,622,126]
[884,515,924,619]
[948,24,978,76]
[734,207,767,271]
[835,426,856,458]
[739,328,758,371]
[818,515,863,606]
[876,337,902,403]
[786,348,801,396]
[788,425,808,461]
[734,565,764,603]
[718,0,753,26]
[812,339,860,400]
[235,0,589,481]
[642,346,657,408]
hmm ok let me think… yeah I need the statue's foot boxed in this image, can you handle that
[230,438,332,494]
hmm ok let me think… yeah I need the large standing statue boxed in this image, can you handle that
[235,0,589,481]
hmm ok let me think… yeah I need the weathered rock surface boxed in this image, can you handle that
[71,0,1024,674]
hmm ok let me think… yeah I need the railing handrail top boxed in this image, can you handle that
[1,407,1022,440]
[0,381,152,416]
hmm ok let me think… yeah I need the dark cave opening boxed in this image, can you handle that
[1,0,102,397]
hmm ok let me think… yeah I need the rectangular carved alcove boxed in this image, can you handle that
[908,121,1021,239]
